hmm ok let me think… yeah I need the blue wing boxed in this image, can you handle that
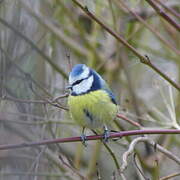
[104,88,117,105]
[93,70,117,105]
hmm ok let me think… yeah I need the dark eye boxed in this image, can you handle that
[73,79,83,86]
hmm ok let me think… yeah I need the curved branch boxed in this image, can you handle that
[120,137,180,172]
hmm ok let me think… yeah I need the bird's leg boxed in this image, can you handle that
[81,127,87,147]
[91,129,98,135]
[110,130,118,133]
[103,125,110,142]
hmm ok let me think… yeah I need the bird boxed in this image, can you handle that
[67,64,118,143]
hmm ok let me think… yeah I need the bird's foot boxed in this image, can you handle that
[103,126,110,143]
[110,130,121,141]
[80,133,87,147]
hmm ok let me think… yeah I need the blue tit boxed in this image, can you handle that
[67,64,118,142]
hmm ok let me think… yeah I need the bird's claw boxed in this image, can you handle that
[103,129,110,143]
[81,134,87,147]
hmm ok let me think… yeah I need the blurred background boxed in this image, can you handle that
[0,0,179,179]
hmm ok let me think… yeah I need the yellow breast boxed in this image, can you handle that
[68,90,118,129]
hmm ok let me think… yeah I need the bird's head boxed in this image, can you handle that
[67,64,102,95]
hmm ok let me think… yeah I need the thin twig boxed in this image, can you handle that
[143,55,180,91]
[145,0,180,32]
[1,94,69,111]
[58,155,88,180]
[0,172,69,177]
[120,137,180,172]
[116,114,142,128]
[0,17,67,78]
[117,0,179,54]
[52,93,69,102]
[133,153,150,180]
[103,142,120,170]
[1,96,46,104]
[0,45,52,97]
[160,172,180,180]
[91,130,120,171]
[21,1,89,59]
[45,98,69,111]
[156,0,180,19]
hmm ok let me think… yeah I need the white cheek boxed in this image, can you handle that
[73,75,94,94]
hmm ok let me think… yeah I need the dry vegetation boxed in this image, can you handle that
[0,0,180,180]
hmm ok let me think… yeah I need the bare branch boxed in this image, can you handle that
[160,172,180,180]
[116,114,142,128]
[145,0,180,32]
[0,17,67,78]
[0,129,179,151]
[120,137,180,172]
[71,0,180,92]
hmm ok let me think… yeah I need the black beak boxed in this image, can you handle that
[66,85,72,90]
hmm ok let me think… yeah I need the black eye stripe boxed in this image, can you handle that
[72,79,84,86]
[72,76,91,86]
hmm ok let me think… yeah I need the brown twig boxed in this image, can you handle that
[1,96,46,104]
[0,129,179,151]
[0,17,68,78]
[143,55,180,91]
[58,155,88,180]
[156,0,180,19]
[120,137,180,172]
[1,94,69,111]
[117,0,179,54]
[160,172,180,180]
[116,114,142,128]
[52,93,69,102]
[145,0,180,32]
[133,153,150,180]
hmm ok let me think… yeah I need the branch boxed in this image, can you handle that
[145,0,180,32]
[117,0,179,54]
[160,172,180,180]
[0,45,52,97]
[0,129,179,150]
[0,17,68,79]
[156,0,180,19]
[1,94,69,111]
[120,137,180,172]
[117,114,142,128]
[71,0,180,92]
[142,55,180,91]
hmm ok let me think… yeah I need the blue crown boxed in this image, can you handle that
[70,64,85,77]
